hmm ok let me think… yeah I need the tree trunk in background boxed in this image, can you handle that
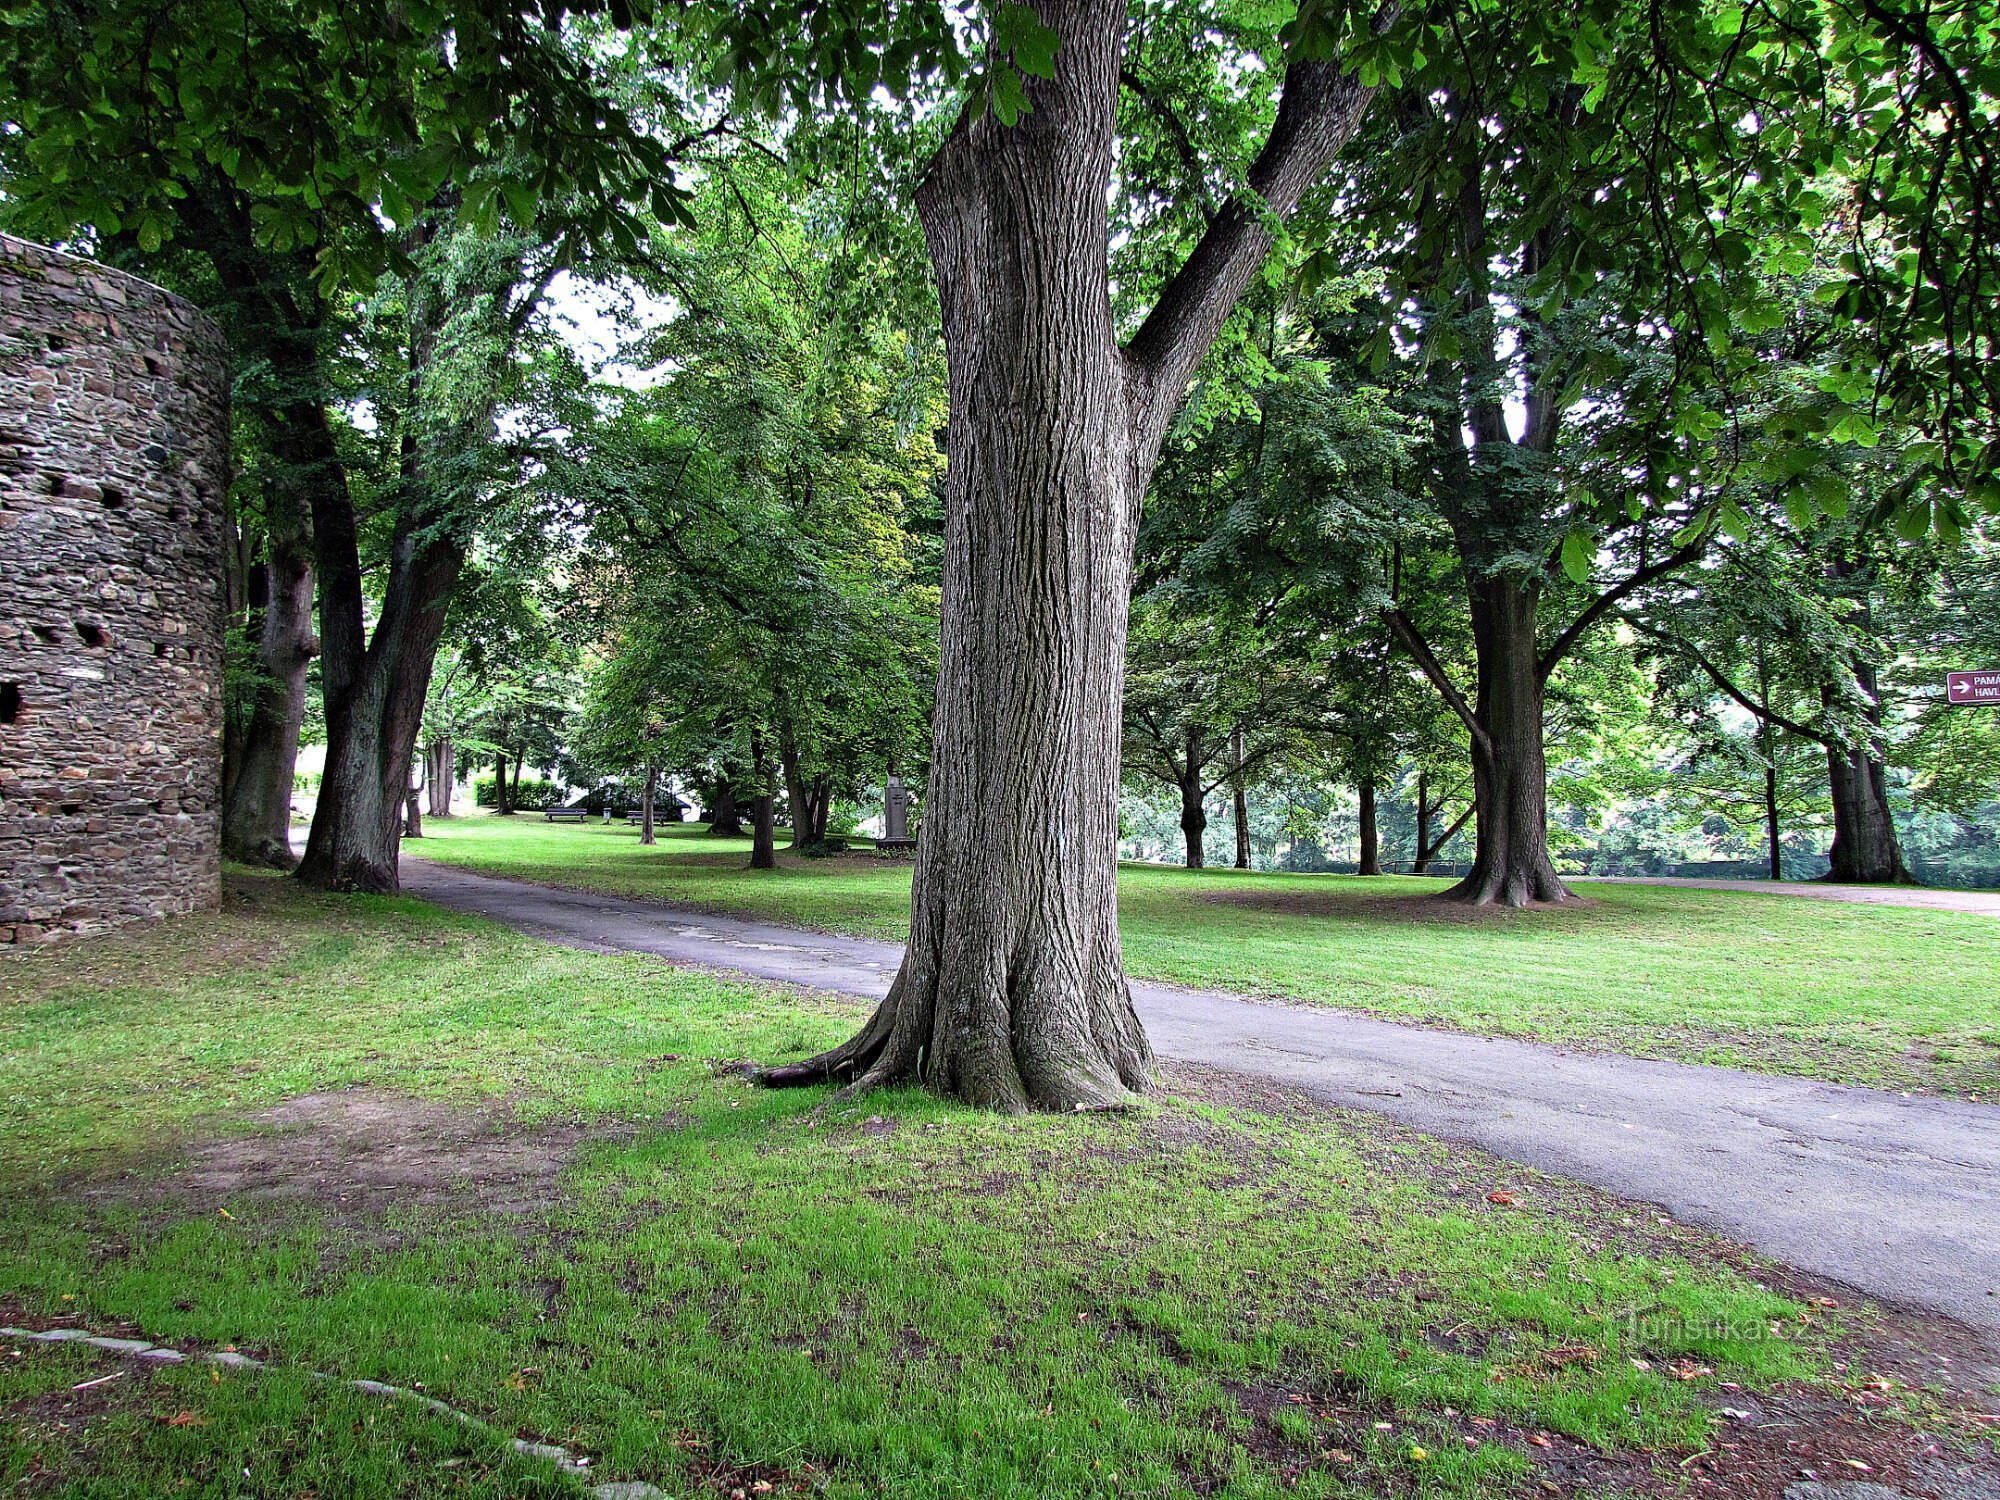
[1764,765,1782,880]
[1231,728,1250,868]
[749,732,776,870]
[782,735,812,847]
[1413,772,1433,874]
[640,763,658,846]
[424,740,453,817]
[1179,728,1207,869]
[708,781,743,836]
[751,793,776,868]
[763,0,1371,1110]
[1818,559,1911,885]
[1453,571,1569,905]
[295,524,461,892]
[494,753,515,815]
[296,263,468,894]
[1356,778,1380,876]
[221,492,318,868]
[1824,739,1906,882]
[811,775,832,843]
[403,787,423,839]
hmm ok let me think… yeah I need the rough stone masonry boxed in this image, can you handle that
[0,233,229,944]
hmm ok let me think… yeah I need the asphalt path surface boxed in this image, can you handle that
[401,856,2000,1332]
[1579,875,2000,917]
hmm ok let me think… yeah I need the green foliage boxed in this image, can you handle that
[471,775,560,811]
[0,0,679,286]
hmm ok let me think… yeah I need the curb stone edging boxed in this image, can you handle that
[1,1325,669,1499]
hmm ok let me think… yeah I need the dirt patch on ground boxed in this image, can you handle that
[79,1088,614,1222]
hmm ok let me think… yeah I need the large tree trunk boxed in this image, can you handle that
[493,752,515,815]
[1356,778,1380,876]
[1179,728,1207,869]
[220,494,317,869]
[295,516,461,892]
[640,764,658,846]
[1824,741,1907,883]
[762,0,1371,1111]
[1452,572,1569,905]
[424,739,453,817]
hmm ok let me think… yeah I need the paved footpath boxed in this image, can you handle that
[1580,875,2000,917]
[401,858,2000,1332]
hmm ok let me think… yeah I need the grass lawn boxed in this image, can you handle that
[5,875,1991,1497]
[407,818,2000,1099]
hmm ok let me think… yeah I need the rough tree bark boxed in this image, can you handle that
[220,486,318,868]
[294,516,461,890]
[1824,734,1908,883]
[1821,648,1910,885]
[1355,778,1380,876]
[762,0,1374,1110]
[1455,571,1568,904]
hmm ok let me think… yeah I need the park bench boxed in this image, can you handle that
[544,805,589,823]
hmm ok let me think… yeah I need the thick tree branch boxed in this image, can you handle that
[1382,607,1490,753]
[1538,536,1707,681]
[1422,801,1476,861]
[1627,618,1828,744]
[1123,40,1383,437]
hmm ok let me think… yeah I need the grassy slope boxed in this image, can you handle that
[0,875,1872,1498]
[410,818,2000,1097]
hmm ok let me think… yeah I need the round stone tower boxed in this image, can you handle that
[0,234,230,944]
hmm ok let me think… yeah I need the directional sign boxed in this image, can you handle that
[1946,670,2000,706]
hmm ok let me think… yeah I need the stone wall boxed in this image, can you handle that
[0,234,230,944]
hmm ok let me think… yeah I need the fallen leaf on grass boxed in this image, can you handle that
[1484,1191,1517,1205]
[159,1411,207,1428]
